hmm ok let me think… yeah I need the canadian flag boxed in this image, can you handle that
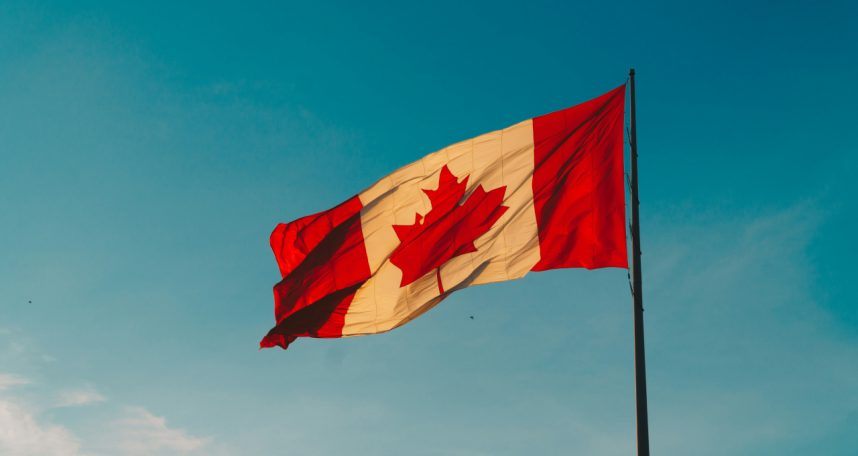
[261,85,628,349]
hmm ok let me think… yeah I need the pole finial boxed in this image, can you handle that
[629,68,635,77]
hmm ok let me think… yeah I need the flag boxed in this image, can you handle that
[261,85,628,349]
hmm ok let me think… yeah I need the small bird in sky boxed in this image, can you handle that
[469,315,474,320]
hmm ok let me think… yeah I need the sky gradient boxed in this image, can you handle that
[1,1,857,454]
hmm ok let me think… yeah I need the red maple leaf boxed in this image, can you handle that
[390,165,508,294]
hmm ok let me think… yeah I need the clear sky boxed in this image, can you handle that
[1,1,856,455]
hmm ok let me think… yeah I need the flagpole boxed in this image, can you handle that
[629,68,650,456]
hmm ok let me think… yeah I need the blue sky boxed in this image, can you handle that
[1,1,856,454]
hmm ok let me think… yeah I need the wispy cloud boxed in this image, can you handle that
[0,373,30,390]
[0,349,209,455]
[111,406,210,455]
[54,388,106,408]
[0,393,209,456]
[0,398,81,456]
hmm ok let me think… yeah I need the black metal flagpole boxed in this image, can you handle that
[628,68,650,456]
